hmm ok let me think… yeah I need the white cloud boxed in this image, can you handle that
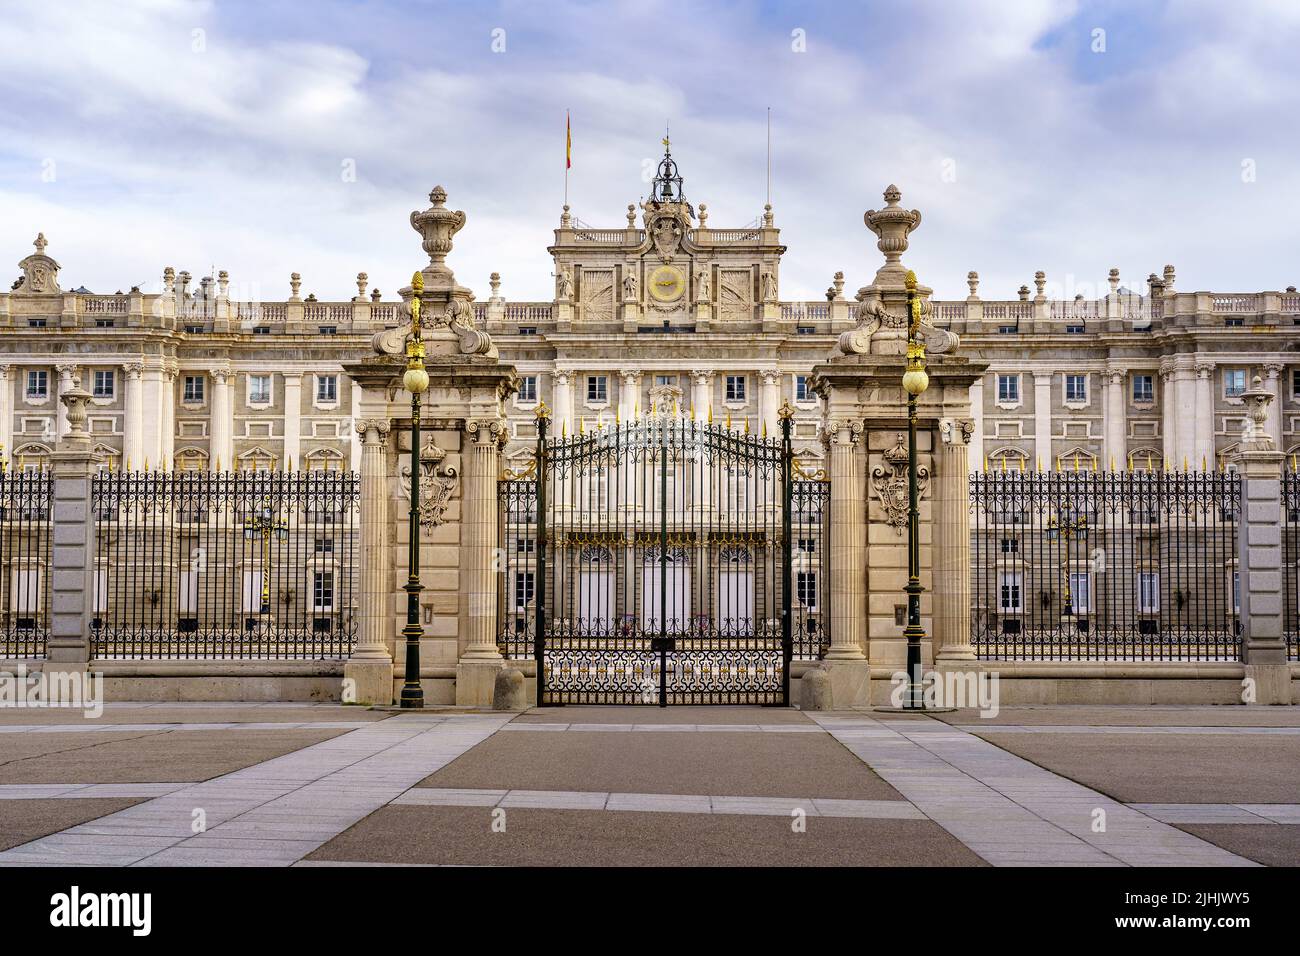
[0,0,1297,305]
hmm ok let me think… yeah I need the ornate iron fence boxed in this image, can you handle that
[91,470,359,659]
[498,412,829,705]
[1285,471,1299,660]
[0,469,52,658]
[970,470,1240,661]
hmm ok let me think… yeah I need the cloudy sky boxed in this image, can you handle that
[2,0,1298,304]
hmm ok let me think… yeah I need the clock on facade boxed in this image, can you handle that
[647,264,686,302]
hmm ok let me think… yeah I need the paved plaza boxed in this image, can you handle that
[0,702,1296,867]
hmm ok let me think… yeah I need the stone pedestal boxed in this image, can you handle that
[1234,444,1291,704]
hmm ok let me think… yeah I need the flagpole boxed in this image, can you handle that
[766,106,772,207]
[564,109,571,210]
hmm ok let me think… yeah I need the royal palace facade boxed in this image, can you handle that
[2,156,1298,481]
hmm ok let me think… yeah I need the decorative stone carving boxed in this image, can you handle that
[1239,376,1275,449]
[411,185,466,280]
[398,439,459,532]
[355,418,391,442]
[761,271,778,302]
[837,293,959,357]
[556,269,573,301]
[939,418,975,446]
[864,185,921,284]
[648,382,683,416]
[649,211,683,261]
[17,233,61,294]
[871,433,929,534]
[622,269,638,301]
[695,267,710,302]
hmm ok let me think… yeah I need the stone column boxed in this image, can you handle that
[1033,372,1053,470]
[283,371,302,470]
[0,365,12,464]
[1233,379,1290,704]
[968,376,984,467]
[618,368,641,420]
[759,369,781,438]
[161,363,177,469]
[691,368,713,423]
[123,363,143,469]
[1105,369,1126,469]
[1194,362,1215,469]
[934,418,975,661]
[456,417,507,703]
[1173,362,1197,467]
[553,367,574,437]
[343,418,394,705]
[349,380,362,472]
[46,379,101,674]
[825,418,865,660]
[140,365,164,467]
[1160,364,1177,467]
[1263,363,1284,452]
[211,367,233,470]
[55,364,77,441]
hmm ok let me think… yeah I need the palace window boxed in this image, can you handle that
[655,375,675,387]
[28,318,46,328]
[95,318,115,329]
[998,571,1023,613]
[515,537,535,555]
[795,375,810,402]
[252,326,271,335]
[796,326,815,335]
[797,538,816,555]
[518,326,537,335]
[796,571,818,610]
[92,370,115,399]
[248,375,272,404]
[996,374,1019,403]
[183,375,205,403]
[726,375,746,402]
[998,325,1017,334]
[514,571,535,611]
[1065,324,1085,334]
[587,375,607,403]
[26,370,47,399]
[185,324,205,334]
[314,538,334,555]
[312,571,335,612]
[316,375,338,403]
[1065,374,1087,403]
[1292,369,1300,399]
[1138,572,1160,613]
[318,326,337,335]
[1224,369,1247,398]
[1068,571,1091,614]
[1000,537,1019,554]
[516,375,537,402]
[1132,374,1154,402]
[1224,318,1244,328]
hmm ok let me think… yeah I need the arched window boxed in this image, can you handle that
[11,442,51,474]
[305,448,345,472]
[175,447,210,473]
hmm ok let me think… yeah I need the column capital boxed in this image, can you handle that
[1032,371,1053,385]
[55,363,78,378]
[124,362,143,379]
[212,365,233,384]
[0,364,10,380]
[939,418,974,446]
[690,368,715,385]
[759,368,781,385]
[553,367,575,385]
[1263,362,1284,380]
[1106,367,1126,384]
[466,417,508,444]
[619,368,642,382]
[824,417,863,445]
[355,418,391,443]
[1195,361,1216,377]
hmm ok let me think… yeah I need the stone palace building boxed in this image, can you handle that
[2,148,1297,480]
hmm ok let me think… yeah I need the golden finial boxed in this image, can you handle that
[761,419,767,438]
[1017,456,1025,473]
[744,417,750,435]
[1109,455,1116,472]
[578,417,585,435]
[1000,456,1007,474]
[534,401,550,420]
[725,409,732,431]
[287,456,294,473]
[1035,455,1042,473]
[1072,451,1080,472]
[1201,454,1207,472]
[904,269,917,291]
[1182,455,1189,472]
[561,419,567,438]
[214,456,220,472]
[707,405,713,424]
[778,400,795,420]
[144,457,150,472]
[982,453,988,473]
[1146,452,1153,472]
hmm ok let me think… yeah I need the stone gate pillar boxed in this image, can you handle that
[1233,378,1292,705]
[808,185,988,707]
[343,186,518,707]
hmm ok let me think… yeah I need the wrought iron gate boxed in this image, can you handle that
[498,408,828,705]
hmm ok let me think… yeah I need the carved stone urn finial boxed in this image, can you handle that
[410,185,467,283]
[59,374,92,448]
[864,184,921,286]
[1240,375,1275,449]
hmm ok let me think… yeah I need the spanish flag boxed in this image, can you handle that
[566,111,572,169]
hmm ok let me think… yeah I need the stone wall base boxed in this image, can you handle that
[343,659,394,707]
[1244,663,1293,705]
[455,659,505,706]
